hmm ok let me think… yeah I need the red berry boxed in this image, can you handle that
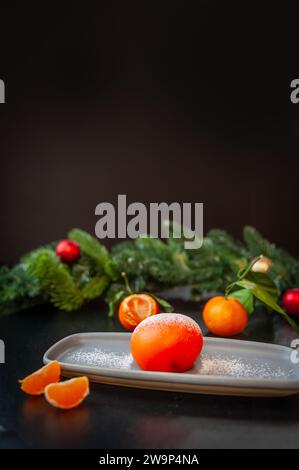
[282,289,299,316]
[56,240,80,264]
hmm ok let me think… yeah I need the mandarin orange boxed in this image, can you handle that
[118,293,159,331]
[203,296,248,337]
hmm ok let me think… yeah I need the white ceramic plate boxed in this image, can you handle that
[43,332,299,397]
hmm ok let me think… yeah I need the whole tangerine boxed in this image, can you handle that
[202,296,248,337]
[130,313,203,373]
[118,293,159,331]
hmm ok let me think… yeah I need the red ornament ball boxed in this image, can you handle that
[282,289,299,316]
[56,240,80,264]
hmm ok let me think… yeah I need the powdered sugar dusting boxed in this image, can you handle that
[61,347,135,370]
[60,346,293,379]
[194,352,294,379]
[134,313,201,335]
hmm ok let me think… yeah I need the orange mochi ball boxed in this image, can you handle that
[130,313,203,373]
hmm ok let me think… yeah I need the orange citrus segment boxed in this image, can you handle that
[118,294,159,331]
[44,376,89,409]
[19,361,61,395]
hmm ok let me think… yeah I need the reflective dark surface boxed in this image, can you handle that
[1,300,299,449]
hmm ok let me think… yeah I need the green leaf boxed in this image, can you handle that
[236,272,278,301]
[236,278,277,310]
[225,257,264,295]
[229,288,254,314]
[236,272,299,334]
[108,289,126,317]
[246,272,278,297]
[150,294,174,313]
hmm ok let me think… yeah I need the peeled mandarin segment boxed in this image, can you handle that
[129,294,157,318]
[130,296,150,316]
[44,376,89,410]
[19,361,61,395]
[119,294,159,331]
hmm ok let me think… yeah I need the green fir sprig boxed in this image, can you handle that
[1,224,299,331]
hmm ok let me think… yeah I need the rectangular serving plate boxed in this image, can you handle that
[43,333,299,397]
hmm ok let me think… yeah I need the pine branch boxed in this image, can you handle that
[1,224,299,319]
[0,265,44,315]
[68,228,116,279]
[206,229,248,271]
[26,249,84,311]
[243,226,276,258]
[81,275,109,300]
[111,236,191,287]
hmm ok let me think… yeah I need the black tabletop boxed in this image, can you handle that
[1,300,299,449]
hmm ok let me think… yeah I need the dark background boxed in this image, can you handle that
[0,2,298,265]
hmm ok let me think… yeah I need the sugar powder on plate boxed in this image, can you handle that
[195,352,294,379]
[61,347,134,369]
